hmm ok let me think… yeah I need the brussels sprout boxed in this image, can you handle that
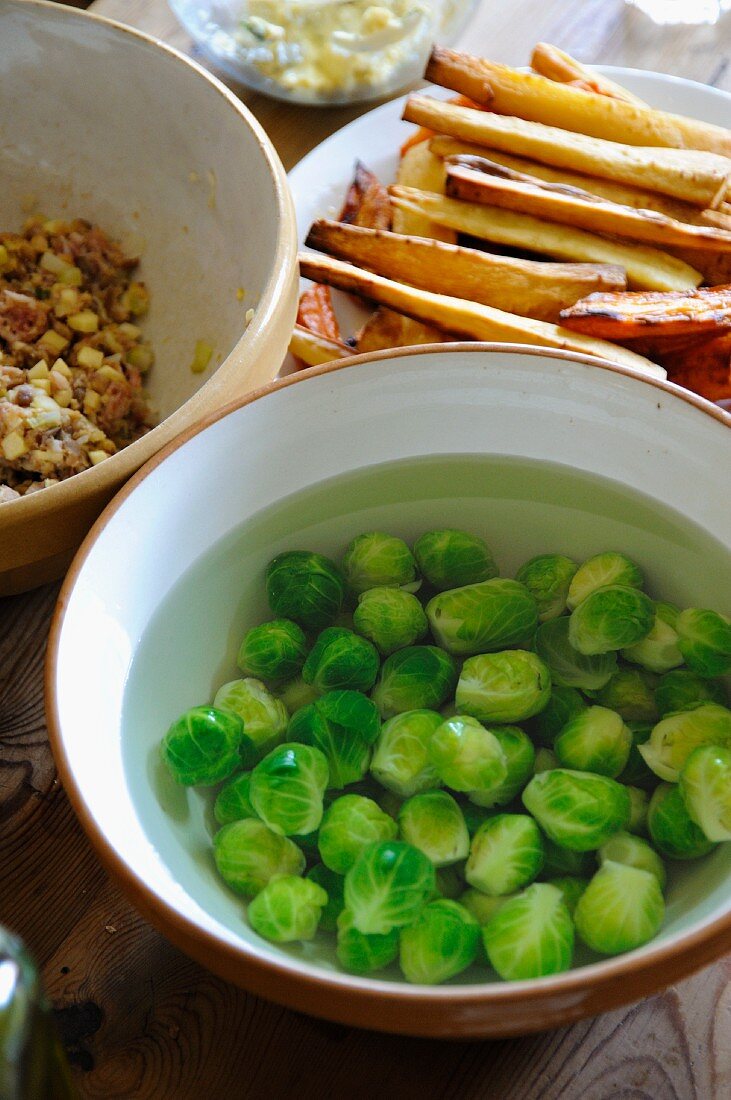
[598,831,665,888]
[434,864,465,900]
[428,716,508,793]
[302,627,380,693]
[627,786,650,834]
[273,676,320,716]
[465,814,544,896]
[413,529,498,591]
[288,690,380,788]
[545,876,588,915]
[250,742,329,836]
[569,585,654,656]
[533,747,559,774]
[622,602,683,674]
[344,841,436,934]
[655,670,727,717]
[398,790,470,867]
[213,678,288,760]
[426,579,538,658]
[342,533,417,595]
[237,619,308,682]
[371,646,458,718]
[535,617,617,691]
[266,550,344,630]
[482,882,574,981]
[567,552,643,610]
[522,769,631,851]
[336,909,399,974]
[676,608,731,678]
[459,888,513,925]
[248,875,328,943]
[213,819,305,897]
[618,723,657,790]
[469,725,536,808]
[161,706,247,786]
[647,783,717,860]
[214,771,256,825]
[679,744,731,842]
[369,709,443,798]
[528,685,587,747]
[540,838,595,879]
[515,554,578,622]
[554,706,632,779]
[592,668,658,724]
[353,587,428,656]
[318,795,397,873]
[455,651,551,724]
[639,703,731,782]
[306,864,345,931]
[574,861,664,955]
[399,900,480,984]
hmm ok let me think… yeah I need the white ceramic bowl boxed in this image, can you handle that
[0,0,298,594]
[47,346,731,1038]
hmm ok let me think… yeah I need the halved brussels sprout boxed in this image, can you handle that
[545,876,587,915]
[535,617,617,691]
[353,587,428,656]
[426,579,538,658]
[592,668,658,724]
[273,676,319,716]
[676,608,731,678]
[567,552,643,610]
[522,769,631,851]
[161,706,247,786]
[237,619,308,682]
[574,860,664,955]
[344,840,436,934]
[250,742,329,836]
[371,646,458,718]
[398,790,470,867]
[266,550,345,630]
[598,831,666,888]
[528,685,587,747]
[569,585,654,656]
[428,716,508,793]
[469,725,535,808]
[336,909,399,974]
[288,690,380,788]
[214,771,256,825]
[370,709,443,797]
[342,533,417,595]
[318,794,397,874]
[455,651,551,724]
[306,863,346,932]
[515,554,577,622]
[627,785,650,834]
[465,814,545,896]
[482,882,574,981]
[554,706,632,779]
[399,900,480,984]
[213,678,288,760]
[679,744,731,842]
[413,529,498,592]
[248,875,328,943]
[639,702,731,782]
[622,602,683,674]
[540,838,595,879]
[647,783,717,860]
[213,818,305,897]
[655,670,727,717]
[302,627,380,693]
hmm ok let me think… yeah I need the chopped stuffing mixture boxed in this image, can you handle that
[0,216,156,501]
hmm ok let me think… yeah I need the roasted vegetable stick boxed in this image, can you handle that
[530,44,647,105]
[403,95,731,208]
[425,47,731,159]
[339,161,391,230]
[559,286,731,339]
[298,254,665,379]
[289,325,352,368]
[356,308,449,353]
[445,156,731,251]
[662,333,731,402]
[669,248,731,286]
[306,218,626,322]
[390,186,701,292]
[297,283,341,341]
[392,142,456,242]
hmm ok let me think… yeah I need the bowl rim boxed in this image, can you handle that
[1,0,297,517]
[46,343,731,1016]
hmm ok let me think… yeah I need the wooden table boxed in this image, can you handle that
[3,1,731,1096]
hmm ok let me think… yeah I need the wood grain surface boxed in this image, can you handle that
[2,1,731,1096]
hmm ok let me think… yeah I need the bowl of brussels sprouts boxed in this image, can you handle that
[47,343,731,1038]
